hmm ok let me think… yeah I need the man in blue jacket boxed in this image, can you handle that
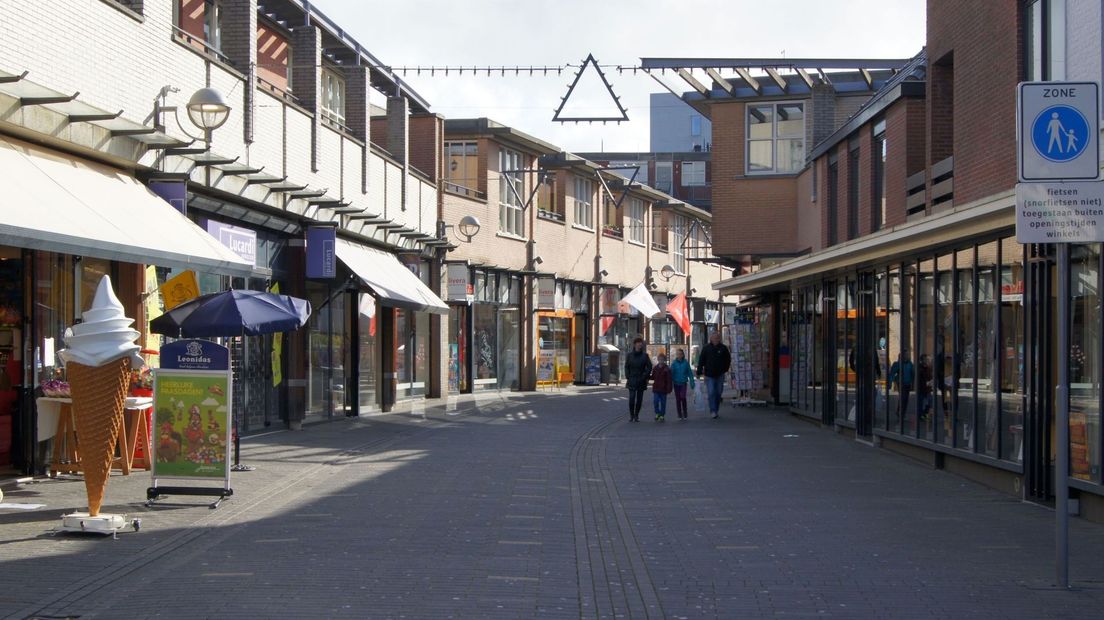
[696,331,731,419]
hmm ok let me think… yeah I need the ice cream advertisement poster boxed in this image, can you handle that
[152,370,231,479]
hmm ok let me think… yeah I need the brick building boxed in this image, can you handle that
[701,0,1104,520]
[441,119,729,392]
[0,0,452,475]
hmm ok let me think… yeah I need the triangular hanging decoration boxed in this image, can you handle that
[552,54,630,123]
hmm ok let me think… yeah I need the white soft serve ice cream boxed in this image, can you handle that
[58,275,144,368]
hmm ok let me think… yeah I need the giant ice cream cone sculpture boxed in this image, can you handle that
[58,275,144,517]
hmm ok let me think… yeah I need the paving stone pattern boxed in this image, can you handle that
[1,388,1102,619]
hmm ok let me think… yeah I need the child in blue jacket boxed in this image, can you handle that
[670,348,696,420]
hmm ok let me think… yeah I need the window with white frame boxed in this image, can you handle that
[573,176,594,229]
[203,0,222,51]
[321,68,346,125]
[498,148,524,236]
[681,161,706,186]
[627,198,645,244]
[747,102,805,174]
[672,215,687,274]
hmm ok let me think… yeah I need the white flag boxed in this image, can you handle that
[620,283,662,318]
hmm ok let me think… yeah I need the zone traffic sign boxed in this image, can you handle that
[1018,81,1100,182]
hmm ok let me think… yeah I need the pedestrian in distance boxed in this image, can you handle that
[650,352,673,422]
[696,330,732,419]
[670,348,695,420]
[623,337,652,422]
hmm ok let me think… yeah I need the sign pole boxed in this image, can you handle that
[1017,80,1100,589]
[1056,242,1070,589]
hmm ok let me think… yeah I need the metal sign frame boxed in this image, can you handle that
[552,54,630,123]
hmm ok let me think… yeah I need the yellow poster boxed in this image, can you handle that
[144,266,163,364]
[160,270,200,311]
[270,282,283,387]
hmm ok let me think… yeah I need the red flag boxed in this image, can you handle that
[600,315,616,335]
[668,292,691,337]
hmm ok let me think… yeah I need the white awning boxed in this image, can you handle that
[335,238,448,314]
[0,135,252,275]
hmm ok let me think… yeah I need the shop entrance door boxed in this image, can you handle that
[854,272,877,438]
[1024,245,1055,502]
[573,315,587,383]
[820,280,837,426]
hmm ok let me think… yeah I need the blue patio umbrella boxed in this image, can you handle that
[149,289,311,472]
[150,289,311,337]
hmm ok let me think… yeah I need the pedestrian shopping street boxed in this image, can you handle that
[1,389,1103,619]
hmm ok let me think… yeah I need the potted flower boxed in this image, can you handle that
[129,367,153,397]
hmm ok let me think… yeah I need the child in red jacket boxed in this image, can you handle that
[650,353,673,422]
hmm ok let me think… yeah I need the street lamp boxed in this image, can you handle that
[155,85,232,148]
[458,215,481,242]
[186,87,231,132]
[660,264,676,281]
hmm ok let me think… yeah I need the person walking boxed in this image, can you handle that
[650,352,673,422]
[670,348,695,420]
[623,337,652,422]
[696,331,731,419]
[888,349,914,424]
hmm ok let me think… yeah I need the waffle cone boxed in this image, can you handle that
[68,358,131,516]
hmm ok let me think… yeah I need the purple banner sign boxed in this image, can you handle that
[148,180,188,214]
[306,225,337,279]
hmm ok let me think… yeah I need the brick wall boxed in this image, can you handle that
[927,0,1022,206]
[409,114,442,182]
[710,99,800,258]
[370,118,388,152]
[256,19,289,90]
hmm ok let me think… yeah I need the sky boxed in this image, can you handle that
[312,0,927,153]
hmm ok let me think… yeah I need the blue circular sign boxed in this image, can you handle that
[1031,105,1090,163]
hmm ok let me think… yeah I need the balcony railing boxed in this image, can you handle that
[443,181,486,200]
[905,156,953,219]
[602,226,623,239]
[537,208,565,222]
[930,156,954,210]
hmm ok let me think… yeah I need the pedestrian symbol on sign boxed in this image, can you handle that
[1032,105,1091,163]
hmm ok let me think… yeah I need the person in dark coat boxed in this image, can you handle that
[696,330,732,419]
[623,337,652,422]
[650,352,673,422]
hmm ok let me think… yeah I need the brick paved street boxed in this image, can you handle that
[2,388,1103,619]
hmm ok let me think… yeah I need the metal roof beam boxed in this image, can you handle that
[677,69,709,96]
[641,57,911,70]
[734,68,761,95]
[795,68,814,89]
[860,68,874,90]
[705,68,734,96]
[764,67,787,92]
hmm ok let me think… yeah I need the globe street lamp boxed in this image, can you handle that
[458,215,481,242]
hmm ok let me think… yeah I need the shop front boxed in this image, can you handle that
[444,262,474,393]
[780,234,1061,497]
[535,278,591,384]
[469,270,522,391]
[0,134,251,474]
[333,239,448,410]
[597,286,642,365]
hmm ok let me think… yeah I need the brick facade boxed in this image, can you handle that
[926,0,1022,207]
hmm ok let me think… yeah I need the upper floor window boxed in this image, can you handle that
[682,161,706,186]
[655,162,673,192]
[747,102,805,174]
[321,68,346,126]
[873,120,887,231]
[499,148,524,237]
[672,215,687,274]
[627,198,645,244]
[444,142,480,196]
[602,196,623,238]
[176,0,223,55]
[690,115,702,137]
[573,176,594,229]
[652,209,669,252]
